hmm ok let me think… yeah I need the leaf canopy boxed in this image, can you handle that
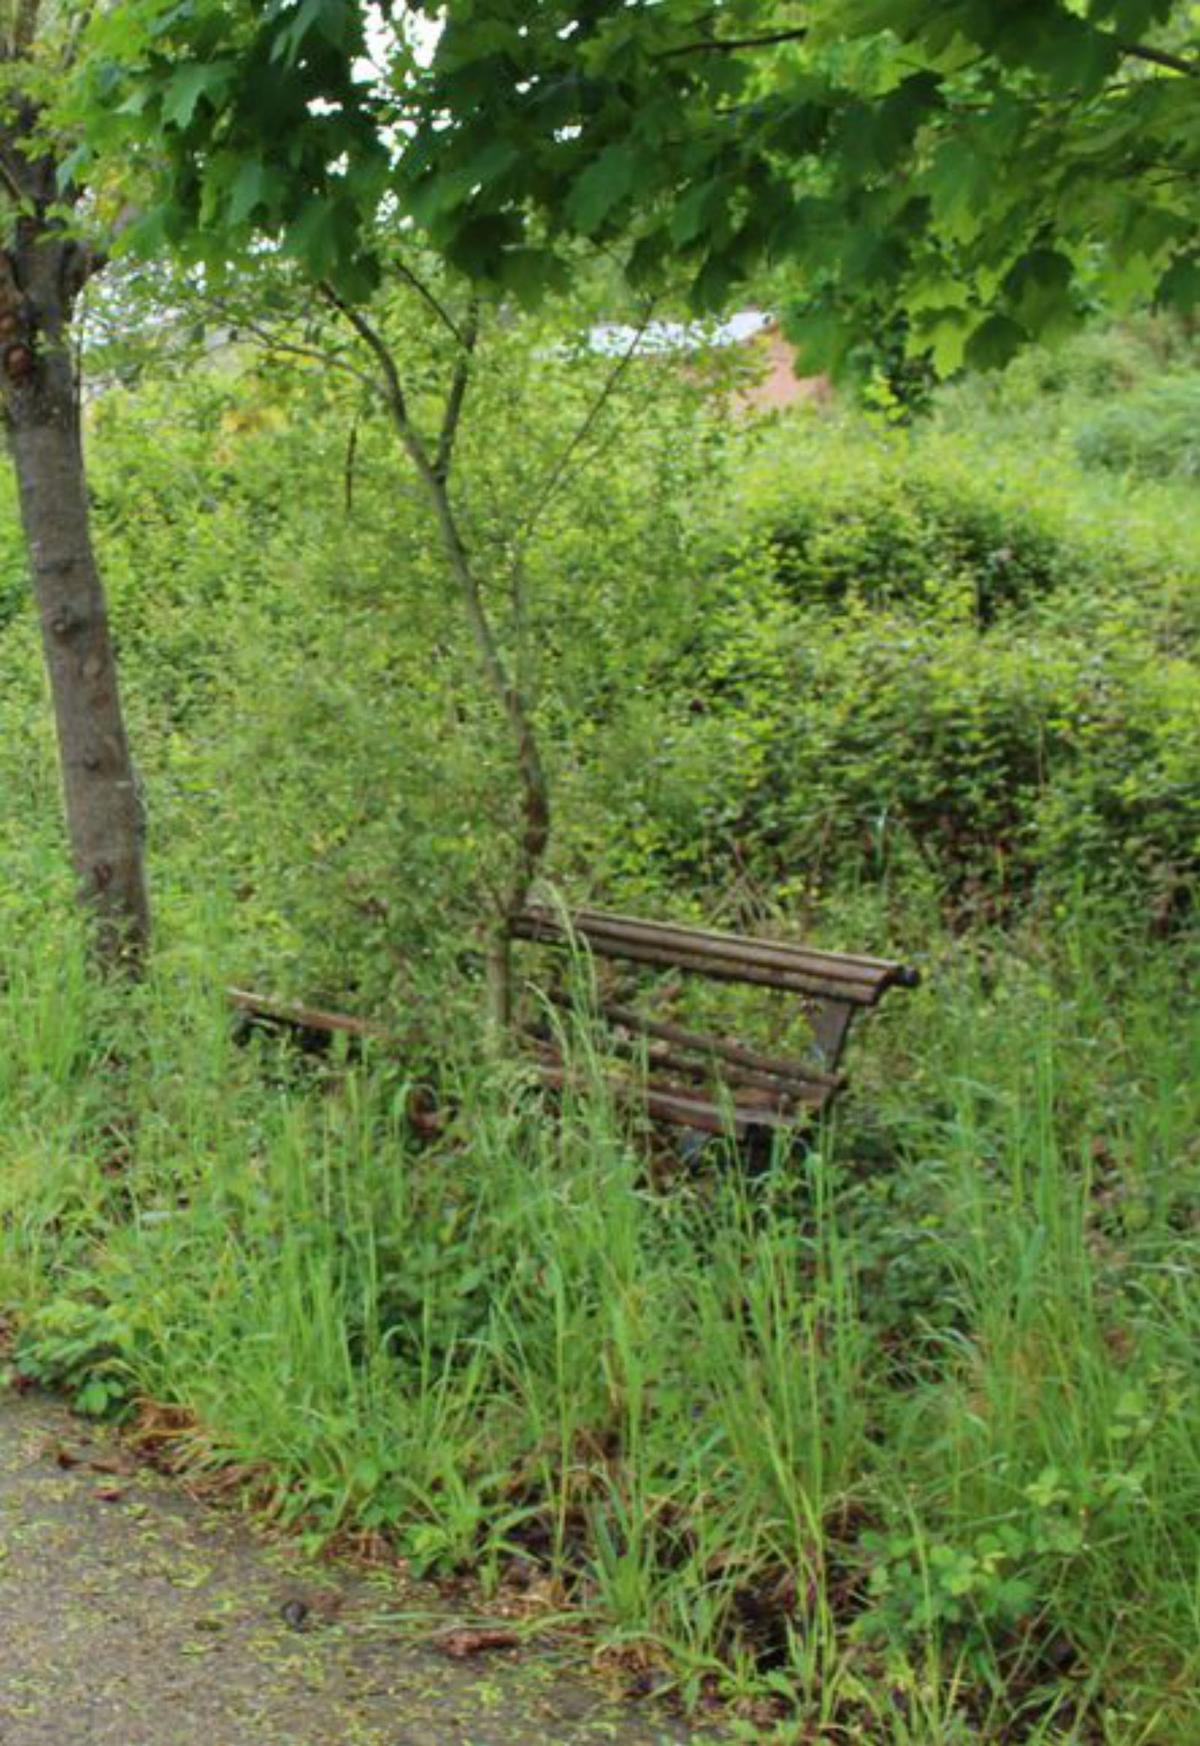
[69,1,1200,369]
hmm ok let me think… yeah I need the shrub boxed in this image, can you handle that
[1076,376,1200,480]
[588,604,1197,923]
[3,308,1194,1004]
[715,420,1182,627]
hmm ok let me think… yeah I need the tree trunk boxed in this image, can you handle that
[324,288,548,1040]
[2,236,150,967]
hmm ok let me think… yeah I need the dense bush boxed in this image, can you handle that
[2,318,1190,1007]
[1076,376,1200,481]
[603,593,1199,925]
[712,411,1198,628]
[556,417,1198,928]
[725,433,1090,623]
[932,316,1200,440]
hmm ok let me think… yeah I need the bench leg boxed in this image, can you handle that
[808,1000,854,1074]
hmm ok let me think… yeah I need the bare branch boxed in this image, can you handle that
[512,307,653,559]
[320,279,421,442]
[59,0,99,71]
[194,295,382,393]
[434,297,479,481]
[344,413,359,517]
[1118,39,1200,78]
[253,334,381,390]
[394,257,469,345]
[0,148,24,204]
[667,19,1196,77]
[663,27,807,57]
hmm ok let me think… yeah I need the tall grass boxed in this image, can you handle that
[0,886,1196,1743]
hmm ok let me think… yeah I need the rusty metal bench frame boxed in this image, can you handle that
[510,905,919,1138]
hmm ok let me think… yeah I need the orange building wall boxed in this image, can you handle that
[739,324,832,414]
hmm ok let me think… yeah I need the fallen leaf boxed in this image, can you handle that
[89,1451,137,1477]
[433,1627,520,1660]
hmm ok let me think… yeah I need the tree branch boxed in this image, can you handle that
[394,257,469,345]
[320,280,423,447]
[663,27,807,57]
[667,22,1197,78]
[198,296,382,393]
[344,413,359,517]
[59,0,99,71]
[434,298,479,481]
[0,147,24,205]
[512,308,653,559]
[1118,39,1200,78]
[322,280,550,1014]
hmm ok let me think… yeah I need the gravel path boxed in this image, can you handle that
[0,1390,696,1746]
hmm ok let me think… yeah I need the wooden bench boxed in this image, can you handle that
[227,908,918,1143]
[510,905,919,1138]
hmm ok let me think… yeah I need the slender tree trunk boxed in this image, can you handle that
[324,288,550,1037]
[2,236,150,966]
[425,473,549,1037]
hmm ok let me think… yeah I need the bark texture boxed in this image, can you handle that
[1,235,150,964]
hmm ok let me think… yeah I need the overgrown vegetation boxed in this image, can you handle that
[1,315,1197,1744]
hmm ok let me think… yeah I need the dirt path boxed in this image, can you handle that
[0,1391,698,1746]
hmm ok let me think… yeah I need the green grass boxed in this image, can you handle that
[1,882,1195,1744]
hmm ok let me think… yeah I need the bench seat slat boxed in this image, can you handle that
[633,1046,828,1102]
[228,988,388,1041]
[554,1031,827,1102]
[532,1062,829,1136]
[594,1002,845,1093]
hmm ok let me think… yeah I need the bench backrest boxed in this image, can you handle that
[511,906,918,1005]
[511,904,919,1083]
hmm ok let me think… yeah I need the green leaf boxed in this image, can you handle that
[1088,0,1175,28]
[496,246,567,306]
[916,307,973,376]
[55,143,91,194]
[924,137,997,245]
[786,307,855,376]
[1158,256,1200,312]
[1004,248,1078,340]
[283,197,339,278]
[965,313,1027,371]
[161,61,235,130]
[273,0,362,62]
[690,253,736,313]
[228,158,272,225]
[905,273,971,316]
[670,179,719,248]
[565,144,640,235]
[461,138,522,191]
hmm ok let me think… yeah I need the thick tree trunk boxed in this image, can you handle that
[3,237,150,966]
